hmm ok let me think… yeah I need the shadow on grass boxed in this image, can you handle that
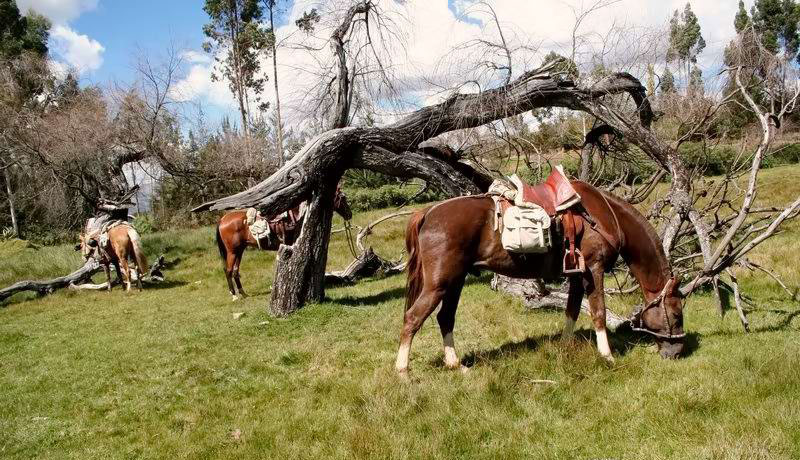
[143,279,188,290]
[452,327,701,368]
[333,286,407,307]
[700,307,800,337]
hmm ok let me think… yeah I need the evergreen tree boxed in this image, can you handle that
[0,0,50,59]
[661,68,676,95]
[667,2,706,94]
[688,66,703,96]
[203,0,270,133]
[734,0,750,33]
[751,0,800,60]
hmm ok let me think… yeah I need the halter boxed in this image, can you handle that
[629,281,686,340]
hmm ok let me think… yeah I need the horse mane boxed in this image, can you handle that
[595,187,672,279]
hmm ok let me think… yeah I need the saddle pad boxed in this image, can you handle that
[501,204,552,254]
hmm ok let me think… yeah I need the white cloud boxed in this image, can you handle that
[50,24,104,74]
[171,60,236,109]
[181,50,212,65]
[15,0,98,24]
[16,0,104,75]
[175,0,752,128]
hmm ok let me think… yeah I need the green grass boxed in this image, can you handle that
[1,166,800,459]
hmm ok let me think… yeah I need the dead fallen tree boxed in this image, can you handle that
[0,255,166,303]
[193,62,653,316]
[325,210,411,285]
[491,274,629,331]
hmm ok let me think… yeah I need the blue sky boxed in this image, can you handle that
[70,1,209,84]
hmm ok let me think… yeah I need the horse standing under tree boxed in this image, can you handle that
[397,178,685,376]
[78,222,149,292]
[215,186,353,300]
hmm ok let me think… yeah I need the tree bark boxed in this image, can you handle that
[3,166,19,236]
[270,178,339,315]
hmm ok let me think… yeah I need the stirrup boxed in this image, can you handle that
[562,248,585,275]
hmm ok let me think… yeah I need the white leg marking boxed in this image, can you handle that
[562,317,576,340]
[596,328,614,361]
[442,332,459,368]
[395,342,411,373]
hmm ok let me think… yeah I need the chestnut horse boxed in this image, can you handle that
[397,180,685,375]
[78,223,149,291]
[215,187,353,300]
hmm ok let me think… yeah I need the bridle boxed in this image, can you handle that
[629,281,686,340]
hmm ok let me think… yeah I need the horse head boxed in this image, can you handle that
[633,276,685,359]
[333,186,353,221]
[76,232,100,261]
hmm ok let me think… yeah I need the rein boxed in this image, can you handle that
[629,282,686,340]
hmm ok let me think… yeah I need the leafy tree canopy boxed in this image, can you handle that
[0,0,49,59]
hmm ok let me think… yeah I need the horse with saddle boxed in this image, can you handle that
[398,166,685,376]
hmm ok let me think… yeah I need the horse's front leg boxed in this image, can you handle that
[586,263,614,362]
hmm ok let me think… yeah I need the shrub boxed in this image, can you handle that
[345,184,444,212]
[132,213,155,235]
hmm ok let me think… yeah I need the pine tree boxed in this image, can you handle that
[667,2,706,93]
[661,68,676,95]
[203,0,270,133]
[688,66,703,96]
[734,0,750,33]
[0,0,50,59]
[751,0,800,60]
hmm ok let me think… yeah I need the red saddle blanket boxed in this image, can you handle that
[518,166,581,216]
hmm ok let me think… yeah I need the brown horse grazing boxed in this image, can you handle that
[78,223,149,292]
[215,187,353,300]
[397,180,685,375]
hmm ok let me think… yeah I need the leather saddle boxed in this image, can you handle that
[508,166,585,275]
[267,206,304,245]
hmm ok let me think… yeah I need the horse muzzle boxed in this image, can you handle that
[658,339,684,359]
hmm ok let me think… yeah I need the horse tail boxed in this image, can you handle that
[405,209,428,311]
[127,226,149,274]
[215,223,227,268]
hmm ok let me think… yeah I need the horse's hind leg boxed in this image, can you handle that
[437,275,466,371]
[119,258,132,291]
[395,285,446,376]
[233,248,246,298]
[225,252,238,300]
[562,275,585,341]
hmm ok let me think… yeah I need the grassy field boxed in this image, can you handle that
[1,166,799,459]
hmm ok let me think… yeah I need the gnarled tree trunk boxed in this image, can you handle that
[270,177,339,315]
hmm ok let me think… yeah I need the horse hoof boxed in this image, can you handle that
[232,295,240,302]
[602,354,615,364]
[459,365,470,374]
[396,368,410,381]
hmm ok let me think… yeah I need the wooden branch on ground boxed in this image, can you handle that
[491,274,629,331]
[0,255,167,303]
[325,246,404,286]
[0,258,100,303]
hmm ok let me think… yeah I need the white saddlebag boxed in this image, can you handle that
[501,204,552,253]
